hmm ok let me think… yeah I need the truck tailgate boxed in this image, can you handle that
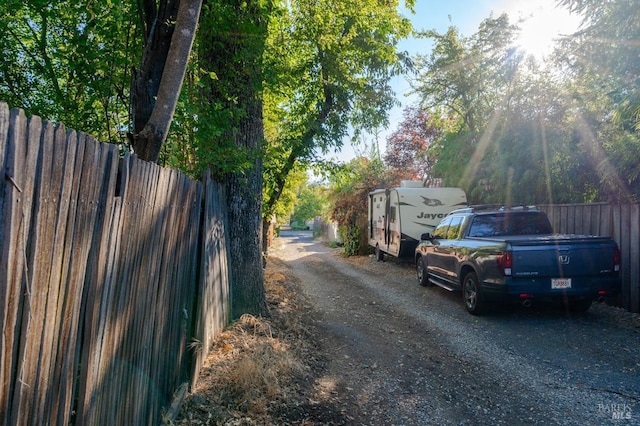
[507,235,617,277]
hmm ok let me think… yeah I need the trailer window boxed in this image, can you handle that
[389,206,397,222]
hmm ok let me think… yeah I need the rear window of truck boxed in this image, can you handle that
[467,212,553,237]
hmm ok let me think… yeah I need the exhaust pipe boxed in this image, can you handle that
[597,296,606,303]
[521,299,532,308]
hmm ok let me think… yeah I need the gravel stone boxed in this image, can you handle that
[269,230,640,426]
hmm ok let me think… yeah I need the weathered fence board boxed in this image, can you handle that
[629,205,640,313]
[1,103,231,425]
[25,120,52,424]
[0,104,9,424]
[192,173,230,387]
[38,123,73,424]
[1,108,29,426]
[8,112,41,425]
[618,206,631,311]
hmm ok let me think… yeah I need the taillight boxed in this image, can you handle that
[497,251,512,276]
[614,247,621,272]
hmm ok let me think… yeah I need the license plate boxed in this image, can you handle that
[552,278,572,289]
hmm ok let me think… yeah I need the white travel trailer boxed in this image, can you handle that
[368,182,467,260]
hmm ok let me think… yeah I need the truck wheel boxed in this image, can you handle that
[462,272,485,315]
[375,245,384,262]
[417,257,431,286]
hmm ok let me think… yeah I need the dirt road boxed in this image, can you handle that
[270,229,640,425]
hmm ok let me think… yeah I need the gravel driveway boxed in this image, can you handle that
[270,229,640,425]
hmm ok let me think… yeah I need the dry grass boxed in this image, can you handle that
[175,259,317,425]
[219,314,306,414]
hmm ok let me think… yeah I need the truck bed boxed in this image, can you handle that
[470,234,618,277]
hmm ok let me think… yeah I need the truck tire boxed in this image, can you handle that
[417,256,431,286]
[462,272,485,315]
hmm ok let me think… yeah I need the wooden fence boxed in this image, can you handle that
[540,203,640,313]
[0,103,230,425]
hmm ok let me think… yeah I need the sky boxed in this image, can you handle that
[327,0,582,163]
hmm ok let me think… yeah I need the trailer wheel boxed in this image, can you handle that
[375,244,384,262]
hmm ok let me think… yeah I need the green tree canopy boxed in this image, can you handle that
[556,0,640,201]
[291,183,330,225]
[410,7,638,204]
[412,14,519,135]
[262,0,414,223]
[0,0,136,142]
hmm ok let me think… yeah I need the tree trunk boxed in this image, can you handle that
[131,0,202,162]
[226,149,267,319]
[223,48,267,318]
[199,0,270,318]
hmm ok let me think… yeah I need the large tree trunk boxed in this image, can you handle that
[131,0,202,162]
[226,116,267,319]
[199,0,269,318]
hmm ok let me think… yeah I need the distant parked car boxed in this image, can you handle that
[415,205,621,315]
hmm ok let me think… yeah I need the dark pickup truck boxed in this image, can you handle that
[414,206,621,315]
